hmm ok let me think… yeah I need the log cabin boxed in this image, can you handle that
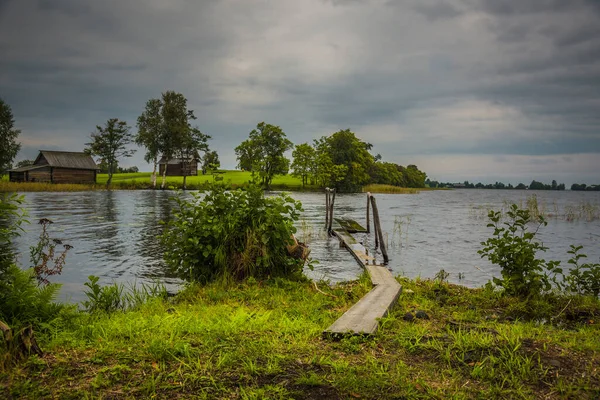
[9,151,99,184]
[158,157,199,176]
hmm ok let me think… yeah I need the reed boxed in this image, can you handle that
[362,184,421,194]
[0,181,99,192]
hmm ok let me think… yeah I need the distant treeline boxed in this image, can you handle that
[571,183,600,191]
[427,179,569,190]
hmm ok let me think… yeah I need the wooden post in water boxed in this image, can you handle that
[370,195,388,264]
[325,188,330,230]
[366,192,371,234]
[328,188,336,234]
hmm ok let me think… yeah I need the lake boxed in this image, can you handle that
[10,189,600,303]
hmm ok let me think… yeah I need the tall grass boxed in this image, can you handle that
[468,195,600,222]
[0,181,99,192]
[362,184,421,194]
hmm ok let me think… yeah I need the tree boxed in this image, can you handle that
[136,98,163,188]
[15,159,33,168]
[291,143,315,187]
[177,126,210,190]
[85,118,136,188]
[369,161,404,186]
[201,150,220,175]
[0,99,21,176]
[399,164,427,188]
[160,91,210,190]
[235,122,293,189]
[315,129,374,192]
[138,92,211,189]
[516,183,527,190]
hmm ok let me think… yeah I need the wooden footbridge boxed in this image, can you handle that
[323,189,402,337]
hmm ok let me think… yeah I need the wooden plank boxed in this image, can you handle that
[334,218,367,233]
[324,283,402,336]
[324,195,401,337]
[365,265,396,286]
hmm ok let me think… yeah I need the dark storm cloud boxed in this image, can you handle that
[1,0,599,183]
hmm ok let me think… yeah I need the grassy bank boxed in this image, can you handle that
[2,172,431,193]
[0,171,318,192]
[2,276,599,399]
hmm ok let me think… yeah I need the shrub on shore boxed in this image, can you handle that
[161,184,305,283]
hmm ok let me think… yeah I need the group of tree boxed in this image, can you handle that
[235,125,427,192]
[134,91,211,189]
[571,183,600,191]
[86,91,212,189]
[427,179,566,190]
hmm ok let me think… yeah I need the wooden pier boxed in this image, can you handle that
[323,189,402,337]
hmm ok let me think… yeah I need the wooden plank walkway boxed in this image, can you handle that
[334,218,368,233]
[324,223,402,337]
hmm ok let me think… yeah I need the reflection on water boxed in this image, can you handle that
[10,189,600,303]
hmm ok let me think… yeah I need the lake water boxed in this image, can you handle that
[10,189,600,303]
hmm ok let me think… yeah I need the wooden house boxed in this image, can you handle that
[158,157,198,176]
[9,151,99,184]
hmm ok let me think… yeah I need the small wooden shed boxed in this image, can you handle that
[9,151,99,184]
[158,157,198,176]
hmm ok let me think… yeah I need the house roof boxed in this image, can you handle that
[35,151,99,170]
[9,164,46,172]
[158,157,199,164]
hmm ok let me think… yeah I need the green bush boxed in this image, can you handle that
[0,264,63,327]
[161,184,304,283]
[564,245,600,297]
[1,193,67,328]
[478,204,561,298]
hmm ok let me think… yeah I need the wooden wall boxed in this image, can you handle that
[28,167,52,182]
[159,161,198,176]
[9,171,26,182]
[52,168,96,184]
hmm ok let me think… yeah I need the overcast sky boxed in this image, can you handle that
[1,0,599,185]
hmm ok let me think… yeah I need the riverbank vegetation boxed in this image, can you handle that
[469,194,600,222]
[2,274,599,399]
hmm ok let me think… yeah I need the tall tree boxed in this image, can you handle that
[136,98,163,188]
[159,91,210,190]
[291,143,315,187]
[235,122,293,189]
[201,150,220,175]
[317,129,374,192]
[0,99,21,176]
[85,118,136,188]
[177,126,210,190]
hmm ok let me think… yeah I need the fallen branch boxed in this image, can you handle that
[313,281,338,299]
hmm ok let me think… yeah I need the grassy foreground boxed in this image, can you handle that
[2,276,599,399]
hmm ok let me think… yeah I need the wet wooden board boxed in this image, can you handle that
[326,229,402,337]
[334,218,367,233]
[324,280,402,337]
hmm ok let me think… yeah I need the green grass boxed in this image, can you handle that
[100,170,316,191]
[2,276,599,399]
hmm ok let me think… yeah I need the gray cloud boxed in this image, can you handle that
[1,0,599,185]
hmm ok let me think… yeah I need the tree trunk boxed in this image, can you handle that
[161,167,167,190]
[151,161,157,189]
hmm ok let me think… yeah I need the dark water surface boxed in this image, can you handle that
[12,190,600,303]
